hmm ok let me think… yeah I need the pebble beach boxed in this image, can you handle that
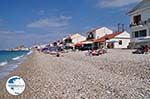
[0,49,150,99]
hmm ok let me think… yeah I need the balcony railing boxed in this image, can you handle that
[130,18,150,27]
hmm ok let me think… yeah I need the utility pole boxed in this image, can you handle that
[118,23,120,32]
[122,24,125,32]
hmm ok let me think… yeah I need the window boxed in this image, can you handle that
[133,15,141,25]
[87,32,94,40]
[132,30,147,38]
[65,38,72,43]
[148,18,150,23]
[134,31,139,38]
[139,30,147,37]
[119,40,122,45]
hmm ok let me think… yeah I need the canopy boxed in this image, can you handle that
[136,37,150,43]
[75,40,93,46]
[82,41,93,44]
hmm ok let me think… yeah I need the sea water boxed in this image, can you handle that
[0,50,32,81]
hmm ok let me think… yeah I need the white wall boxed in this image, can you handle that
[129,1,150,45]
[115,31,130,38]
[72,36,86,44]
[141,9,150,21]
[108,31,130,48]
[130,8,150,23]
[130,8,150,41]
[113,38,130,48]
[95,27,113,39]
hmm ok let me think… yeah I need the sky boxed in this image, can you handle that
[0,0,142,49]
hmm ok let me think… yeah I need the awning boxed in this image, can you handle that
[136,37,150,43]
[82,41,93,44]
[75,40,94,46]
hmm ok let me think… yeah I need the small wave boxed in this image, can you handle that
[12,55,24,60]
[27,51,33,55]
[0,61,8,66]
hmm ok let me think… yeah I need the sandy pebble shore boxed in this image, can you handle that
[0,49,150,99]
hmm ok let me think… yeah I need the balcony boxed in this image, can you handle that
[130,18,150,27]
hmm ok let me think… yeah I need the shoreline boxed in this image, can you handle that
[0,51,32,82]
[0,51,32,81]
[0,51,35,98]
[0,49,150,98]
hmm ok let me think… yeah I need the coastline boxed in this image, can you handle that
[0,51,34,98]
[0,50,32,81]
[0,50,150,98]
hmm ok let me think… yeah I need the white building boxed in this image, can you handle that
[87,27,113,40]
[71,33,86,44]
[107,31,130,48]
[64,33,86,44]
[128,0,150,48]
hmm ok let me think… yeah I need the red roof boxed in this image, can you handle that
[75,32,123,45]
[94,32,123,43]
[75,40,94,46]
[75,42,83,46]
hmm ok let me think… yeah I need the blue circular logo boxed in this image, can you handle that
[6,76,25,95]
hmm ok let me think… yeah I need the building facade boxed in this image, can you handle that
[71,33,86,44]
[107,31,130,49]
[87,27,113,40]
[64,33,86,44]
[128,0,150,48]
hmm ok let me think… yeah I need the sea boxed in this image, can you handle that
[0,50,32,81]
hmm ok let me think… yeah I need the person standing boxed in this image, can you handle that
[144,45,149,54]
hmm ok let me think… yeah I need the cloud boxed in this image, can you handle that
[38,10,45,15]
[0,30,27,49]
[0,30,70,49]
[98,0,142,8]
[27,15,72,28]
[0,30,43,48]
